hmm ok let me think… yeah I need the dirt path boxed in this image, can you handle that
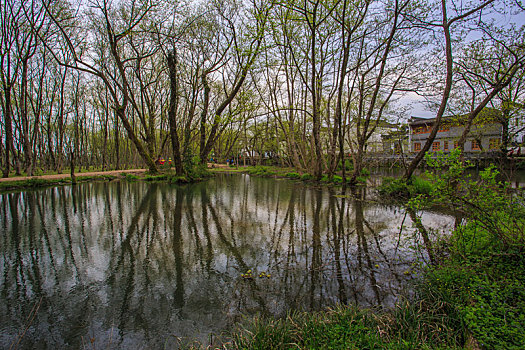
[0,169,147,183]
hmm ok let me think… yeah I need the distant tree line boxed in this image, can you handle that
[1,0,524,181]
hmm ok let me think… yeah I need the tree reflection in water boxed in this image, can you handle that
[0,175,453,348]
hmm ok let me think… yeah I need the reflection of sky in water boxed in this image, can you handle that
[0,175,454,348]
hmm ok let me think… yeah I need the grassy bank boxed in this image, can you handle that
[227,300,463,349]
[224,152,525,349]
[0,174,118,192]
[0,164,212,192]
[211,165,370,185]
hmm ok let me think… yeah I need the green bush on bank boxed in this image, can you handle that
[378,176,434,198]
[300,173,313,181]
[284,172,301,179]
[246,166,277,177]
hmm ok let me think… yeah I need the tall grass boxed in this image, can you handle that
[228,302,463,349]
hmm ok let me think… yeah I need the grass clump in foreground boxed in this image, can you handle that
[228,151,524,349]
[229,302,463,349]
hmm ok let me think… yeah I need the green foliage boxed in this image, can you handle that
[407,149,525,349]
[144,174,168,181]
[229,304,462,349]
[168,175,190,184]
[360,167,370,177]
[319,175,343,183]
[332,175,343,184]
[355,175,368,184]
[185,164,211,180]
[423,231,525,349]
[246,166,277,177]
[182,151,198,175]
[300,173,313,181]
[420,149,525,246]
[124,173,139,181]
[0,178,70,191]
[378,176,434,198]
[285,172,301,179]
[336,159,353,171]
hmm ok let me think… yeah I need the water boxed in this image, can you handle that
[0,174,454,349]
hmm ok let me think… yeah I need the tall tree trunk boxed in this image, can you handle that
[114,109,120,170]
[115,106,157,172]
[20,59,33,176]
[2,82,19,177]
[199,73,211,164]
[167,51,184,175]
[309,3,323,180]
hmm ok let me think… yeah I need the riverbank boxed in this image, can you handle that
[222,154,525,349]
[210,164,369,185]
[0,169,147,191]
[0,162,225,192]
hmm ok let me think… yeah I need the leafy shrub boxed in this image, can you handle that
[186,164,211,180]
[378,177,410,197]
[410,176,433,196]
[247,166,276,177]
[409,149,525,349]
[144,174,168,181]
[285,172,301,179]
[378,176,433,198]
[300,173,313,181]
[124,173,139,181]
[332,175,343,183]
[355,175,368,184]
[336,159,353,171]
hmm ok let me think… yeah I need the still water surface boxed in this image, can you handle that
[0,174,453,349]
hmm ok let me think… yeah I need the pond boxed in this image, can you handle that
[0,174,454,349]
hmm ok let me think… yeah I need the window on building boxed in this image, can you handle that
[489,138,500,150]
[432,141,440,151]
[438,125,450,132]
[443,141,449,150]
[414,142,421,151]
[472,139,481,150]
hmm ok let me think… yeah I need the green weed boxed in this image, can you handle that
[285,172,301,179]
[300,173,313,181]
